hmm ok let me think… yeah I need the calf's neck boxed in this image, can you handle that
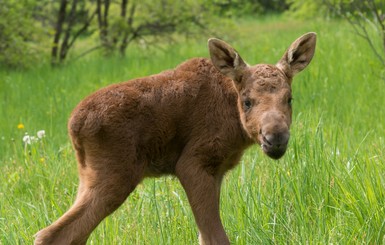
[35,33,316,245]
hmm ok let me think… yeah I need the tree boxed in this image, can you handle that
[0,1,219,67]
[51,0,213,62]
[91,0,211,56]
[51,0,95,65]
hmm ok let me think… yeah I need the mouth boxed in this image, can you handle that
[258,130,289,160]
[261,143,287,160]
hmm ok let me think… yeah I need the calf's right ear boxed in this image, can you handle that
[208,38,248,83]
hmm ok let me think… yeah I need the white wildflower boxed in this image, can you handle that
[30,136,37,143]
[23,135,31,145]
[37,130,45,139]
[23,133,38,145]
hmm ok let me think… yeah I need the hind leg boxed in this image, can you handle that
[34,154,144,245]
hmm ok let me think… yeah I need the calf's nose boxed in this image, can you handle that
[262,131,290,149]
[260,112,290,159]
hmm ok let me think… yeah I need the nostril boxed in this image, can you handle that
[262,132,290,148]
[263,135,272,146]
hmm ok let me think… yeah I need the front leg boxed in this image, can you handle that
[175,156,229,245]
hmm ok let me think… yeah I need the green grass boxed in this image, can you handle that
[1,17,385,244]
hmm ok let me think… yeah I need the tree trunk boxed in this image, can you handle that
[97,0,111,51]
[119,2,136,56]
[51,0,67,66]
[59,0,78,62]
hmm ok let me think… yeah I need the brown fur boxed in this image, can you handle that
[35,33,316,245]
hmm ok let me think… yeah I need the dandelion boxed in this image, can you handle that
[23,134,38,145]
[17,123,25,129]
[39,157,45,163]
[37,130,45,139]
[23,135,31,145]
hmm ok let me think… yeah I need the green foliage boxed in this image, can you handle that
[2,0,382,69]
[0,0,48,68]
[286,0,329,18]
[325,0,384,15]
[213,0,289,17]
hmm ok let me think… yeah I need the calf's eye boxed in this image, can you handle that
[243,100,252,110]
[288,97,293,106]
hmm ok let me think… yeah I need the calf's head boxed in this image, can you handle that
[209,33,316,159]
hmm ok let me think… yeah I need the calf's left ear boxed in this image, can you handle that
[277,32,317,79]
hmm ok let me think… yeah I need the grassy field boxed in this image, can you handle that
[1,17,385,244]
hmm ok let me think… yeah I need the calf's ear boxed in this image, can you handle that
[208,38,248,83]
[277,32,317,78]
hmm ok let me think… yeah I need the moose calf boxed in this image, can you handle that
[35,33,316,244]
